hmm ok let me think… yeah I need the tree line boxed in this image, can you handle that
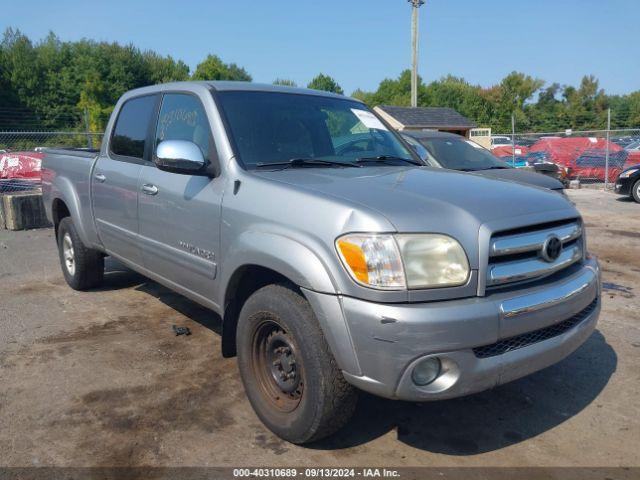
[1,28,638,133]
[353,70,640,133]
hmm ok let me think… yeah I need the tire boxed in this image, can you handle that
[57,217,104,290]
[632,179,640,203]
[236,284,357,444]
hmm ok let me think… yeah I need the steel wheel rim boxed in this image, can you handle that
[62,233,75,276]
[251,317,304,413]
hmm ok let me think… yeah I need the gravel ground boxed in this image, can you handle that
[0,188,638,468]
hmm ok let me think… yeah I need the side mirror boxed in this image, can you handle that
[155,140,206,175]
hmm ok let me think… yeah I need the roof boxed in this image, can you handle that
[124,81,354,101]
[376,105,476,129]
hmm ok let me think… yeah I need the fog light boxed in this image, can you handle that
[411,357,441,386]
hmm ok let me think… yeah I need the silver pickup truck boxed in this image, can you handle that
[42,82,601,444]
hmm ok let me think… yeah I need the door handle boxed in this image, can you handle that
[94,173,106,183]
[141,184,159,195]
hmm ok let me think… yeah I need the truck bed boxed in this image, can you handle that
[41,147,101,248]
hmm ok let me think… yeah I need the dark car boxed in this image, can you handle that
[401,131,565,193]
[614,164,640,203]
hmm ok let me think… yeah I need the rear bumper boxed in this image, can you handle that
[304,257,600,401]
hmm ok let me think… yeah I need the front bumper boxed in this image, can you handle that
[304,257,600,401]
[614,177,632,195]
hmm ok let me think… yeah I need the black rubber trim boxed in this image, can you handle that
[472,297,598,359]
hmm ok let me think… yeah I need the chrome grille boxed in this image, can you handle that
[487,219,583,288]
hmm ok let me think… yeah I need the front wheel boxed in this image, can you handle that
[57,217,104,290]
[236,284,357,444]
[632,179,640,203]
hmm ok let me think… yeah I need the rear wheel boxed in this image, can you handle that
[236,284,357,444]
[57,217,104,290]
[632,179,640,203]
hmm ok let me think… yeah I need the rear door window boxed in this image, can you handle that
[110,95,157,159]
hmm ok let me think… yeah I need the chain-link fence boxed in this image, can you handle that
[0,131,103,193]
[491,128,640,188]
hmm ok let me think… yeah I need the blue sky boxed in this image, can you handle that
[2,0,638,95]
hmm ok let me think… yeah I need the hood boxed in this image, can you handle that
[471,168,564,190]
[254,166,577,242]
[621,164,640,174]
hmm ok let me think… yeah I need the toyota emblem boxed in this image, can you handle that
[541,234,562,262]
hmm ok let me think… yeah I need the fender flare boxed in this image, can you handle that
[220,230,338,300]
[219,230,363,369]
[51,176,94,247]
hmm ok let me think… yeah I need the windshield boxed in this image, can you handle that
[410,137,510,171]
[215,91,414,168]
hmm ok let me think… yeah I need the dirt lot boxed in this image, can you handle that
[0,189,639,468]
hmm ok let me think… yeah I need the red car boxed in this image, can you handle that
[527,137,634,182]
[0,151,44,192]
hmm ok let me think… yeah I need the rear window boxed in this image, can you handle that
[111,95,157,159]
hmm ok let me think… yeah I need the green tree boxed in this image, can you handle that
[273,78,297,87]
[307,73,343,95]
[422,75,494,126]
[607,94,631,129]
[2,28,640,135]
[0,28,204,131]
[375,70,420,106]
[625,91,640,127]
[143,51,190,84]
[562,75,608,129]
[490,72,544,131]
[350,88,374,104]
[526,83,566,131]
[0,31,30,129]
[191,54,251,81]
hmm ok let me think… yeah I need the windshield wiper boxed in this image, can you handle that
[255,158,361,170]
[481,165,511,170]
[356,155,424,166]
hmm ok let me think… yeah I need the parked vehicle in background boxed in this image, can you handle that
[0,150,44,192]
[402,131,564,191]
[491,144,529,160]
[42,81,600,444]
[515,137,538,148]
[614,136,639,148]
[614,164,640,203]
[624,140,640,154]
[526,137,634,182]
[490,135,512,149]
[624,141,640,166]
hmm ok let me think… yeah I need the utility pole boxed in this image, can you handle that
[605,107,611,190]
[409,0,425,108]
[511,113,516,167]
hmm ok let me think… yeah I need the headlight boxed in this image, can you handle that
[620,168,639,178]
[396,234,470,288]
[336,233,470,290]
[336,234,405,289]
